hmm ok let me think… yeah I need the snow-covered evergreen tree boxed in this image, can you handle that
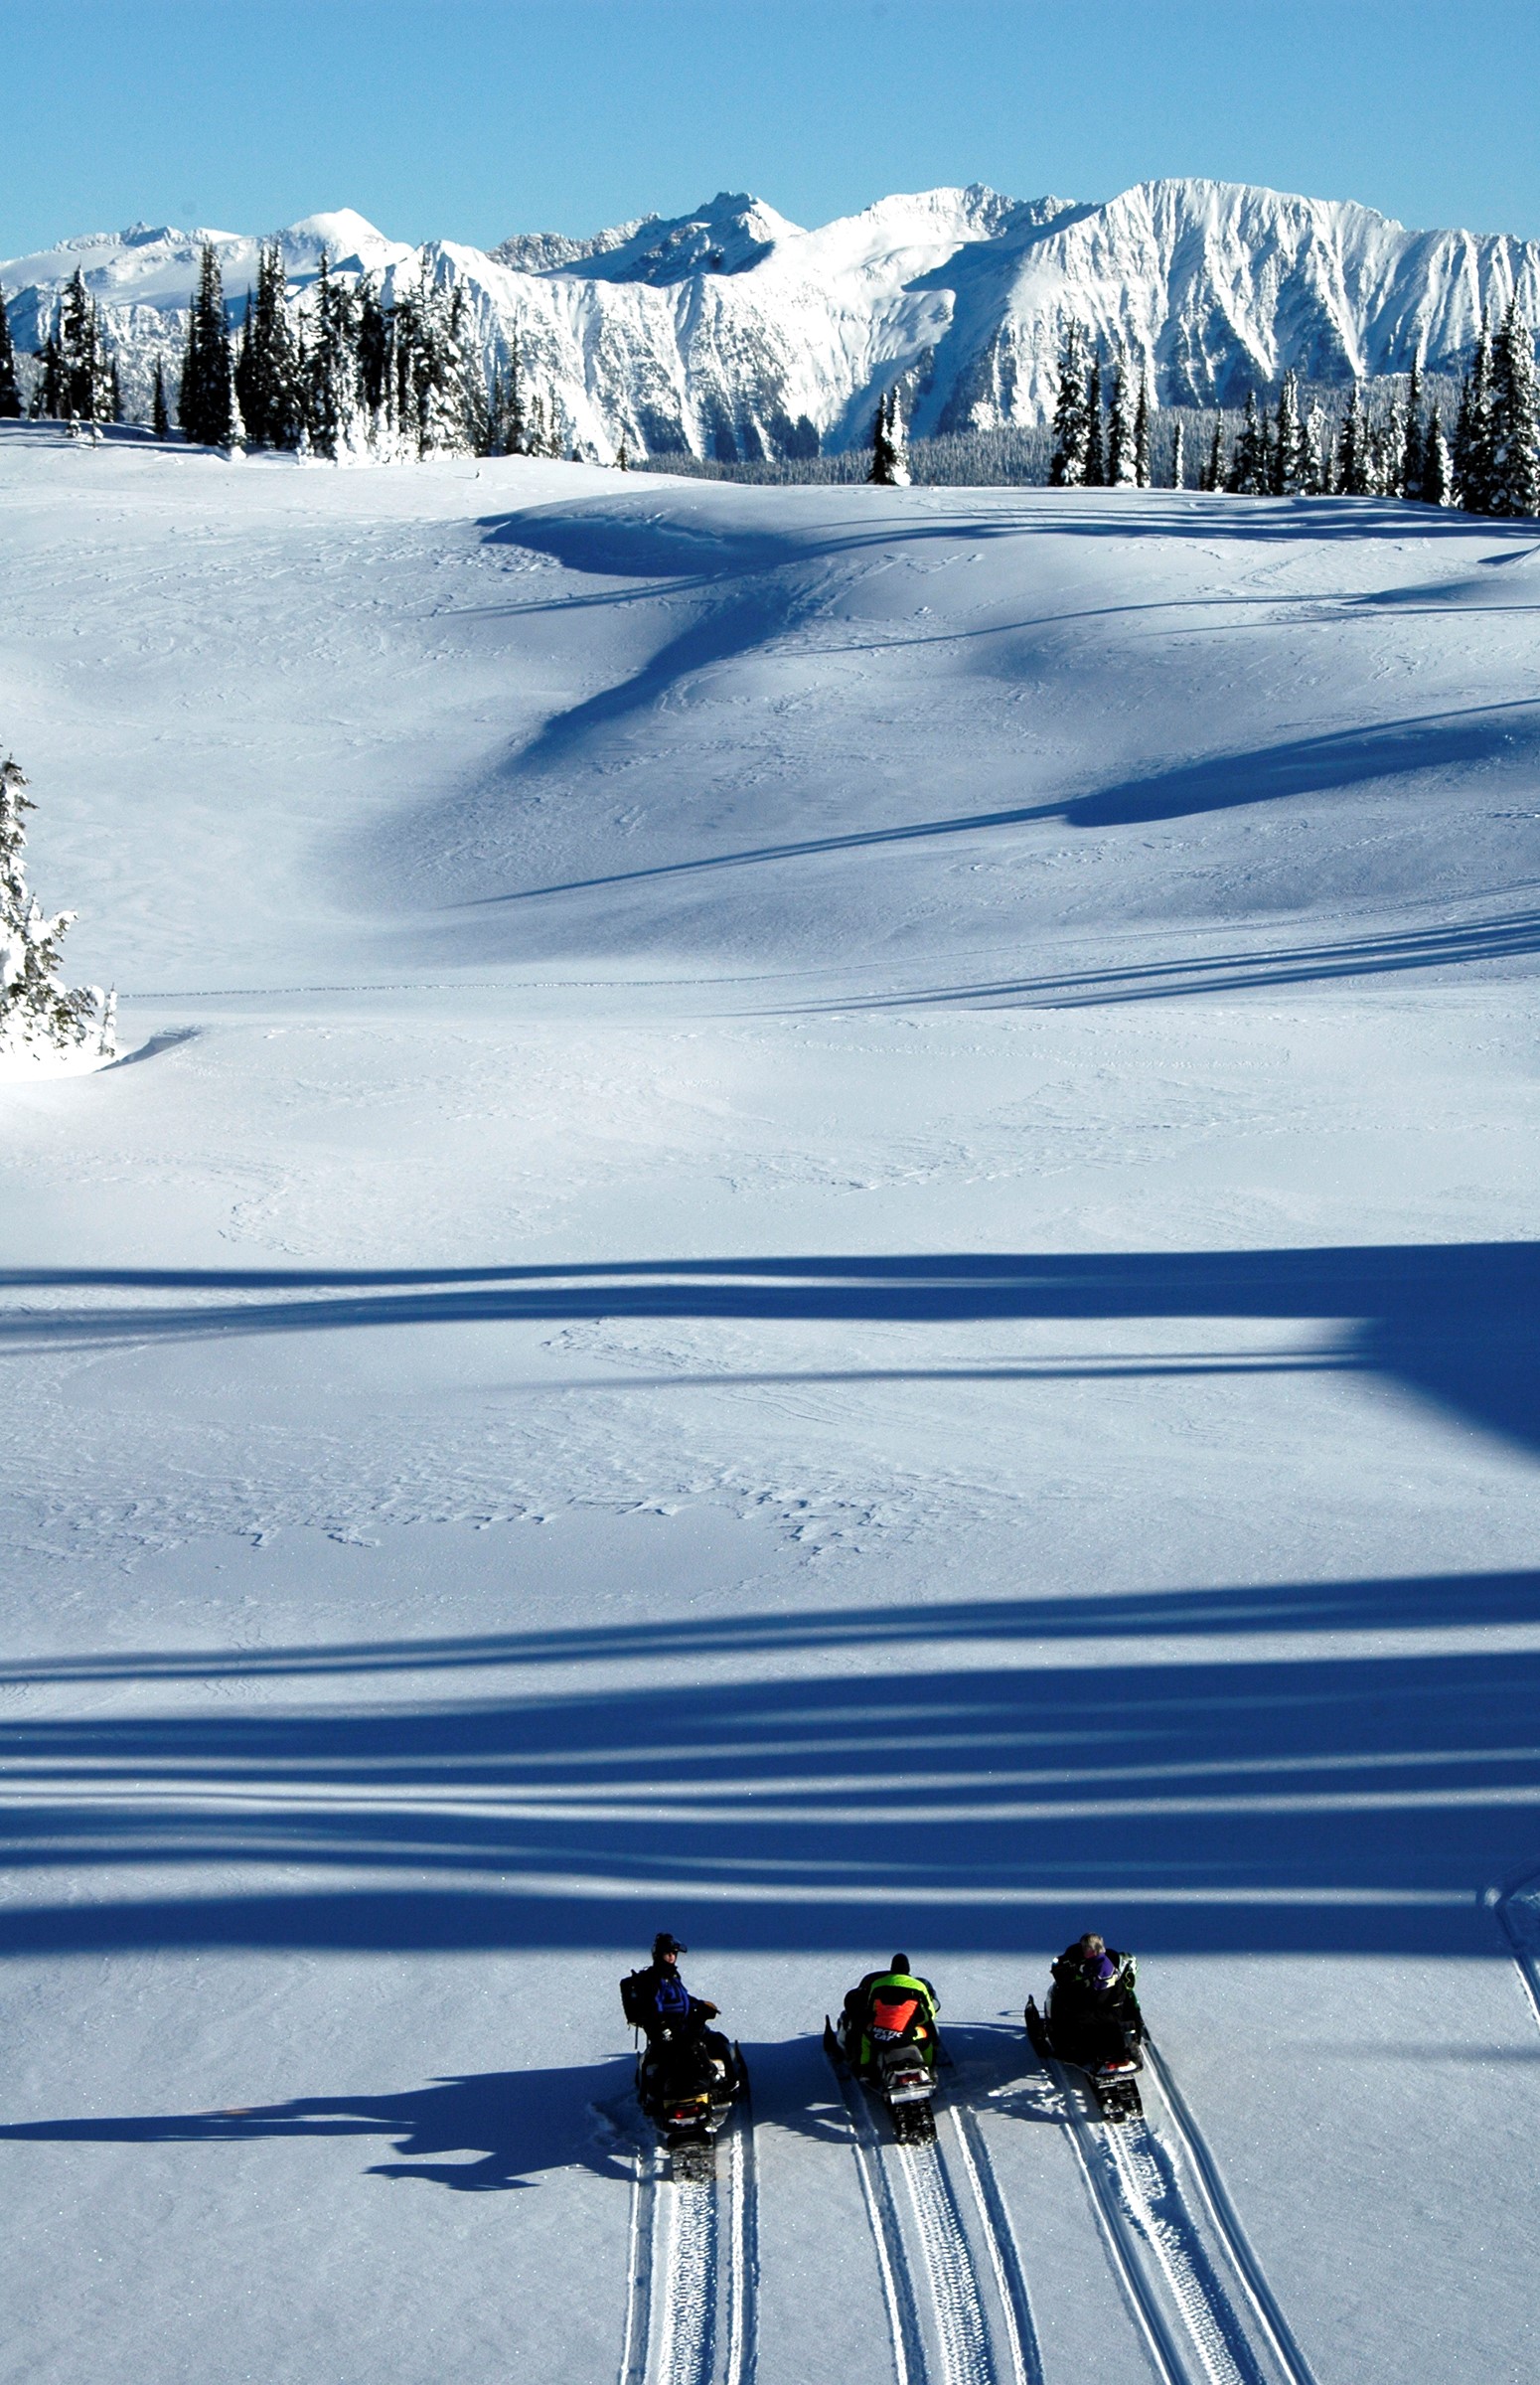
[304,253,367,460]
[1201,415,1225,492]
[0,752,114,1067]
[1272,370,1311,494]
[58,268,115,426]
[151,359,170,439]
[1084,352,1105,486]
[869,388,908,485]
[1335,384,1371,494]
[179,243,237,447]
[235,243,304,451]
[31,325,64,418]
[390,269,483,459]
[1370,399,1404,497]
[0,287,22,421]
[1400,364,1426,500]
[1453,320,1494,513]
[1230,392,1269,493]
[887,387,911,486]
[1106,346,1138,485]
[1300,398,1328,494]
[1133,369,1153,487]
[1169,419,1185,490]
[1048,320,1091,486]
[1487,294,1540,517]
[1421,413,1452,505]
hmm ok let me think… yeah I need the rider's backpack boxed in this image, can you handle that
[620,1969,656,2028]
[621,1967,693,2028]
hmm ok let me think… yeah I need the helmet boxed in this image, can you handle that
[889,1952,911,1974]
[653,1931,687,1958]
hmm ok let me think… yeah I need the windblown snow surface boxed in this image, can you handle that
[3,424,1540,2384]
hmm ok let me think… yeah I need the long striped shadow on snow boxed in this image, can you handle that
[4,1568,1540,1960]
[1,1241,1536,1456]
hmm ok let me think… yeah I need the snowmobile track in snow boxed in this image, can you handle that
[1042,2046,1315,2385]
[619,2087,758,2385]
[829,2052,1042,2385]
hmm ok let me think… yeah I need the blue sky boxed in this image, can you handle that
[4,0,1540,258]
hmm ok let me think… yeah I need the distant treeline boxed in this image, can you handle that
[0,243,565,460]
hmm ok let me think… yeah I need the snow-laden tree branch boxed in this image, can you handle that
[0,753,115,1072]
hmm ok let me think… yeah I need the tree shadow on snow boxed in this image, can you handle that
[7,1562,1540,1964]
[0,1239,1535,1456]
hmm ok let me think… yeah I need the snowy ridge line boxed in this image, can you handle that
[1043,2053,1292,2385]
[1141,2042,1319,2385]
[618,2095,757,2385]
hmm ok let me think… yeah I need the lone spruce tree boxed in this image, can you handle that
[1132,370,1153,487]
[1230,392,1269,493]
[179,243,236,446]
[1335,385,1371,495]
[869,388,908,485]
[0,287,22,420]
[1453,320,1494,513]
[0,752,114,1066]
[59,268,114,425]
[1400,364,1426,500]
[235,243,303,450]
[1487,295,1540,517]
[1049,320,1091,485]
[1106,347,1138,485]
[1084,351,1105,485]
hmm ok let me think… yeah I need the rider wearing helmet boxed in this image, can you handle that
[624,1932,734,2076]
[1049,1932,1144,2065]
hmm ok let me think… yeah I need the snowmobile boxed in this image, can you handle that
[1025,1973,1146,2122]
[635,2025,746,2183]
[825,1993,940,2145]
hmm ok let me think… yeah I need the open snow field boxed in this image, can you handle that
[3,425,1540,2383]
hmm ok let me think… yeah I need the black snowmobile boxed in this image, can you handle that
[825,1962,942,2144]
[635,2027,746,2181]
[1026,1947,1146,2123]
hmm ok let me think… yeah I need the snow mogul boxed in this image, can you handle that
[1025,1932,1146,2119]
[621,1932,745,2179]
[825,1953,942,2142]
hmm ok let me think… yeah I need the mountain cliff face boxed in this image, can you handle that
[5,178,1538,462]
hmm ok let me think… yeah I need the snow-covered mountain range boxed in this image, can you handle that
[5,177,1540,462]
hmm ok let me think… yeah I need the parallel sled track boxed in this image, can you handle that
[1043,2045,1314,2385]
[829,2053,1042,2385]
[619,2087,758,2385]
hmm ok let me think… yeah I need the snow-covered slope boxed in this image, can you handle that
[6,176,1540,459]
[3,427,1540,2383]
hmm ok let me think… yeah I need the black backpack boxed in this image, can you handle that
[620,1968,656,2029]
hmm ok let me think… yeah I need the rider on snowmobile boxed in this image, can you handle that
[841,1953,941,2073]
[623,1933,734,2079]
[1049,1933,1144,2063]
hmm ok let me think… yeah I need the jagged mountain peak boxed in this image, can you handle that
[7,174,1540,465]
